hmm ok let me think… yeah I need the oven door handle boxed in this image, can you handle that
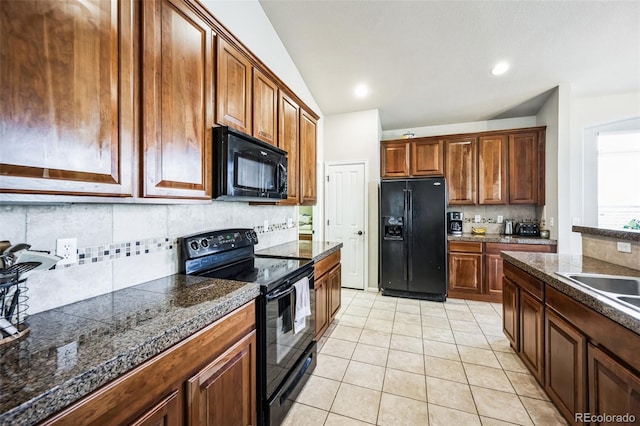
[266,285,295,301]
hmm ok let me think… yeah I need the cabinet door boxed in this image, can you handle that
[131,391,182,426]
[0,0,134,196]
[187,331,257,426]
[329,264,342,320]
[315,274,329,339]
[502,276,519,350]
[410,139,444,176]
[508,132,539,204]
[252,68,277,145]
[485,253,504,296]
[520,290,544,384]
[448,252,483,294]
[588,343,640,422]
[278,92,300,205]
[216,38,252,134]
[445,137,477,205]
[478,135,508,205]
[545,308,586,425]
[381,142,409,178]
[299,109,317,205]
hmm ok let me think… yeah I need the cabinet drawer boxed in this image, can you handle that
[503,262,543,301]
[315,251,341,278]
[449,241,483,253]
[485,243,556,254]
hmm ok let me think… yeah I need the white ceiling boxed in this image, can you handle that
[259,0,640,131]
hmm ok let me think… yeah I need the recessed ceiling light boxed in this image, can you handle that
[354,84,368,98]
[491,62,510,76]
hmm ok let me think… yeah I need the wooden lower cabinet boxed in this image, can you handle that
[519,290,544,383]
[502,276,519,350]
[314,250,342,339]
[448,241,483,297]
[545,308,586,425]
[588,344,640,422]
[42,301,256,426]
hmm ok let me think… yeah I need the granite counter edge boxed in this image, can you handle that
[448,235,557,245]
[1,286,261,426]
[311,243,344,262]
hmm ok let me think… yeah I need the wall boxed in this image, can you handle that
[324,109,382,290]
[0,0,322,314]
[381,116,537,140]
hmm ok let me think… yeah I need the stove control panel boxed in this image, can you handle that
[180,228,258,259]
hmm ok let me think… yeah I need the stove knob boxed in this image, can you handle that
[245,231,253,241]
[251,230,257,240]
[189,241,199,251]
[200,239,209,248]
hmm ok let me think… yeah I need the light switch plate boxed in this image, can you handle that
[497,215,503,224]
[263,220,269,232]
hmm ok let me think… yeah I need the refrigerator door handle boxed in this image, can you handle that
[407,189,413,282]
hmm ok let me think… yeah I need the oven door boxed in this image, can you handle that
[264,268,315,399]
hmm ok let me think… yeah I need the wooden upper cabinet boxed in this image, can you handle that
[410,138,444,176]
[478,135,508,204]
[252,68,278,146]
[278,92,300,205]
[381,142,410,178]
[216,38,252,134]
[508,132,540,204]
[141,0,213,199]
[445,137,477,205]
[299,109,317,205]
[0,0,135,196]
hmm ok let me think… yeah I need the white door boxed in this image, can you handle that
[325,161,367,290]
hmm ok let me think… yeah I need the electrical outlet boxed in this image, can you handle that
[263,220,269,232]
[474,215,481,223]
[497,215,503,224]
[617,242,632,253]
[549,217,555,227]
[56,238,77,266]
[287,218,293,228]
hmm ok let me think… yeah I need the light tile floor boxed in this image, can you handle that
[283,288,568,426]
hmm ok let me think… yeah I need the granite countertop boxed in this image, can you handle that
[449,233,557,245]
[501,252,640,334]
[256,240,343,262]
[573,225,640,242]
[0,275,260,425]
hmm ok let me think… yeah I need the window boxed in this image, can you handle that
[597,130,640,229]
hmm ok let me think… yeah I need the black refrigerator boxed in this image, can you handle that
[379,177,447,301]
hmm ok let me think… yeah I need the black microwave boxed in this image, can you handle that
[213,126,288,201]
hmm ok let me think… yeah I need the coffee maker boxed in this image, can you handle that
[447,212,463,235]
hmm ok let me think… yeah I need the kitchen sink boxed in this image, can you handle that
[556,272,640,312]
[560,273,640,295]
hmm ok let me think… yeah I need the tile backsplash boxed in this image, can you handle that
[447,205,543,234]
[0,203,298,314]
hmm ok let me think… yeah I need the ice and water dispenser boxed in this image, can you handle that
[382,216,404,240]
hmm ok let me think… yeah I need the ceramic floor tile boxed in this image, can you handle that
[387,349,425,374]
[479,322,506,337]
[330,383,381,424]
[383,368,427,401]
[392,321,423,338]
[453,330,492,349]
[342,360,386,391]
[364,317,394,333]
[345,305,371,318]
[294,375,341,410]
[446,309,477,321]
[367,308,395,321]
[422,315,451,329]
[371,301,397,312]
[427,376,477,413]
[480,417,521,426]
[429,404,482,426]
[445,302,472,312]
[424,355,468,383]
[423,339,461,361]
[464,363,515,393]
[321,338,357,359]
[394,311,422,325]
[485,334,514,353]
[421,307,449,319]
[495,351,529,373]
[329,324,363,342]
[421,299,446,309]
[449,319,483,333]
[422,326,455,343]
[358,329,392,348]
[335,314,368,328]
[471,386,533,425]
[520,396,568,425]
[505,371,549,400]
[350,298,374,308]
[281,402,328,426]
[351,343,389,367]
[313,353,350,381]
[396,303,421,314]
[324,413,374,426]
[377,392,429,425]
[354,291,377,300]
[458,346,502,368]
[468,303,498,315]
[390,334,424,354]
[473,312,503,325]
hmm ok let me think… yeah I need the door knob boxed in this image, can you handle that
[356,231,364,235]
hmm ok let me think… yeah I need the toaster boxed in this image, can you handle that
[515,222,540,237]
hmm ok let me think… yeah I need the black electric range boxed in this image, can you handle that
[179,229,316,426]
